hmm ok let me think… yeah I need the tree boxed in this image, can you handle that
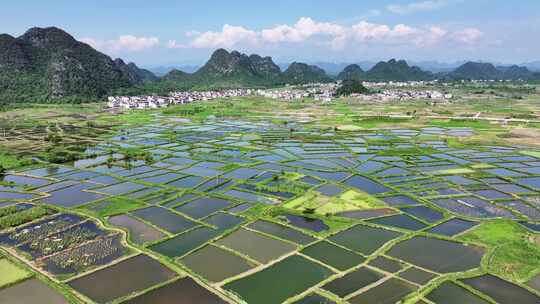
[303,208,316,214]
[335,79,370,97]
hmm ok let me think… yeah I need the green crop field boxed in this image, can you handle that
[0,259,31,288]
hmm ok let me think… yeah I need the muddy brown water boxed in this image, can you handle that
[68,254,177,303]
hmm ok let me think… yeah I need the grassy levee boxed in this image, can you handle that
[459,219,540,283]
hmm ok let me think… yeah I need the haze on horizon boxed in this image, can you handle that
[1,0,540,67]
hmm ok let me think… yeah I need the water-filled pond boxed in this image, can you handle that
[95,181,146,195]
[427,218,478,236]
[1,175,50,187]
[368,256,403,273]
[344,176,392,194]
[180,245,255,282]
[294,294,336,304]
[247,220,317,245]
[0,279,69,304]
[150,227,218,258]
[338,208,398,220]
[518,177,540,190]
[283,214,330,232]
[174,197,232,219]
[388,236,484,273]
[401,206,444,223]
[204,212,244,231]
[132,207,197,234]
[427,282,490,304]
[329,225,402,255]
[123,277,227,304]
[301,241,365,271]
[68,254,177,303]
[348,278,417,304]
[461,275,540,304]
[224,255,333,304]
[369,214,428,231]
[398,267,437,285]
[216,228,296,263]
[109,214,165,244]
[322,267,383,297]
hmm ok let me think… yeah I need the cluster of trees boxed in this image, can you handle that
[335,79,371,97]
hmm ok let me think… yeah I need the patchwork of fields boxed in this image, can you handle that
[0,117,539,303]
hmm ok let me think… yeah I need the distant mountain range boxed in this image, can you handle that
[150,52,540,90]
[151,60,540,77]
[152,49,334,91]
[441,62,540,81]
[1,26,540,103]
[148,65,200,76]
[524,61,540,72]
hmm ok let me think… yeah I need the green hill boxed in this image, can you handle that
[365,59,434,81]
[337,64,365,81]
[446,62,538,80]
[282,62,333,85]
[158,50,334,89]
[0,27,155,103]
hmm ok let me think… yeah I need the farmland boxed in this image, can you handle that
[0,88,539,304]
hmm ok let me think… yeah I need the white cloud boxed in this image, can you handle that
[181,24,258,48]
[261,17,347,50]
[172,17,484,51]
[261,17,346,43]
[80,35,159,53]
[453,28,483,44]
[350,22,417,42]
[414,26,448,46]
[387,0,449,15]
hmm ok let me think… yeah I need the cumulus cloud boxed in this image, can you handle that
[453,28,483,44]
[174,24,258,49]
[351,22,417,41]
[387,0,449,15]
[171,17,483,50]
[261,17,348,50]
[80,35,159,53]
[414,26,448,46]
[261,17,346,43]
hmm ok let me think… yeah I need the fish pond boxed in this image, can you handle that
[1,118,539,304]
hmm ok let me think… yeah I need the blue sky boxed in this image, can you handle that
[2,1,540,66]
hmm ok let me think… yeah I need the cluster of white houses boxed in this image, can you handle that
[256,83,339,102]
[364,80,439,88]
[107,89,252,109]
[351,90,453,102]
[106,82,454,109]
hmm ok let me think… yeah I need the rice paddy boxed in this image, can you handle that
[0,103,539,303]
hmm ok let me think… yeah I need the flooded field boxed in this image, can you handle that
[0,117,539,303]
[68,254,177,303]
[461,275,540,304]
[216,228,296,263]
[427,282,490,304]
[388,236,484,273]
[0,278,69,304]
[301,241,365,271]
[124,277,227,304]
[180,244,256,282]
[224,255,333,304]
[321,267,384,297]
